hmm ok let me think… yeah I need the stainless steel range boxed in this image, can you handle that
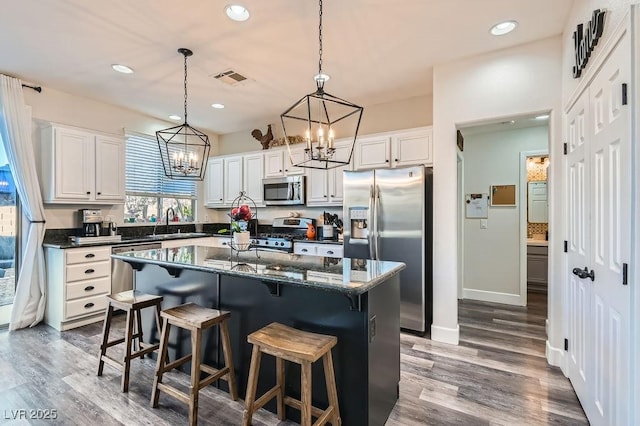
[251,217,315,253]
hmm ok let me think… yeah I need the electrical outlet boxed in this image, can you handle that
[480,219,488,229]
[105,215,114,222]
[204,215,210,223]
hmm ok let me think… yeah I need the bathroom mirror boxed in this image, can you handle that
[527,181,548,223]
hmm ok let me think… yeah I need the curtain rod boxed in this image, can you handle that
[21,83,42,93]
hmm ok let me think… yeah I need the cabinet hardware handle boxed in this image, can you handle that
[327,250,334,255]
[85,253,95,258]
[222,242,227,245]
[302,249,308,252]
[84,285,95,291]
[219,198,223,200]
[86,191,91,194]
[285,169,289,172]
[97,192,101,195]
[385,159,389,163]
[84,302,95,309]
[85,268,95,274]
[279,169,282,172]
[395,159,398,162]
[330,195,334,197]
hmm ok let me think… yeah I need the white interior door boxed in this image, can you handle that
[566,32,631,426]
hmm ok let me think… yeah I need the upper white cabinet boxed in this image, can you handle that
[204,153,265,208]
[528,181,548,223]
[264,148,305,178]
[306,142,351,206]
[41,125,125,204]
[354,127,432,170]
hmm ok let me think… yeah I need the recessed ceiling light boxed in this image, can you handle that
[314,73,331,83]
[169,114,181,120]
[225,4,250,22]
[490,20,518,36]
[211,103,225,109]
[111,64,134,74]
[535,114,550,120]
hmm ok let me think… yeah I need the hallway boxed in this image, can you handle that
[387,292,588,425]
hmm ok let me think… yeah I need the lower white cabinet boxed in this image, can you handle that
[293,242,343,258]
[527,244,548,293]
[44,246,112,331]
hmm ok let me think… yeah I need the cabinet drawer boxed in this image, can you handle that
[66,260,110,283]
[294,244,317,256]
[66,247,111,264]
[65,293,108,319]
[66,276,111,301]
[317,245,343,258]
[527,245,548,255]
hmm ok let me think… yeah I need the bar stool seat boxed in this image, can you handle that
[97,290,164,393]
[151,303,237,426]
[243,322,341,426]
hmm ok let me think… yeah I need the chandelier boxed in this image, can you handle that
[157,48,210,180]
[280,0,363,170]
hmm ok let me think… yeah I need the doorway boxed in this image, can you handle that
[0,142,17,327]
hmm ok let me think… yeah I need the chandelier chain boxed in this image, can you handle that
[183,52,188,123]
[318,0,323,75]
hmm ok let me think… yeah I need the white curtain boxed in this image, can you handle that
[0,75,46,330]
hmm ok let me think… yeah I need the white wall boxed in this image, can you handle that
[432,36,562,345]
[217,94,433,155]
[462,125,548,303]
[24,86,219,229]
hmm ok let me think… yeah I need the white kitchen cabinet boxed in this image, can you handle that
[527,244,548,293]
[44,246,112,331]
[205,153,265,208]
[354,127,432,170]
[293,242,343,257]
[306,143,351,206]
[263,148,305,178]
[41,124,125,204]
[224,156,243,205]
[527,181,548,223]
[205,158,224,206]
[243,153,264,205]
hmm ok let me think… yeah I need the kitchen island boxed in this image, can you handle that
[112,245,404,426]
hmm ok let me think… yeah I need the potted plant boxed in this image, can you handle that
[219,204,253,250]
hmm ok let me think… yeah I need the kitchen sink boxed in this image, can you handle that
[142,232,209,240]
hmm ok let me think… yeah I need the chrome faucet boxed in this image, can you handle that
[165,207,175,234]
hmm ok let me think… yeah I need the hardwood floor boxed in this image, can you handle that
[0,293,586,425]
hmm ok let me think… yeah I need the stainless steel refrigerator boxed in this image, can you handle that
[343,166,433,333]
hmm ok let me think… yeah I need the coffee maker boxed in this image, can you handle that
[80,209,102,237]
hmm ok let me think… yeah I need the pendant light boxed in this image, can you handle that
[280,0,363,170]
[157,48,210,180]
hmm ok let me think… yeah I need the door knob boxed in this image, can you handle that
[572,266,595,281]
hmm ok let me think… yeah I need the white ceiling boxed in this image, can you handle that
[1,0,573,134]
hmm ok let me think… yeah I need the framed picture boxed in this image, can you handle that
[490,184,516,206]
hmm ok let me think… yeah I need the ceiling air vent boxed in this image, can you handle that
[213,69,248,86]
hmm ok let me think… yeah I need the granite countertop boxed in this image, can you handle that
[112,245,404,296]
[43,232,213,249]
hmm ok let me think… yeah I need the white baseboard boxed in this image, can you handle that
[431,324,460,345]
[462,288,524,306]
[546,340,565,369]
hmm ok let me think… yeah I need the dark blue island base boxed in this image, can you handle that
[119,247,402,426]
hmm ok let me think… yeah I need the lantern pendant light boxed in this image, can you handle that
[157,48,210,180]
[280,0,363,170]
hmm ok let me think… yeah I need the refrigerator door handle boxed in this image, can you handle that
[374,185,381,260]
[368,185,375,259]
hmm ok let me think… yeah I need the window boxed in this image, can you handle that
[0,149,17,326]
[125,133,196,223]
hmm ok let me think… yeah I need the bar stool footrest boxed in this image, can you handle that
[158,354,192,374]
[284,396,328,420]
[252,384,281,412]
[157,382,190,404]
[100,355,124,371]
[131,343,160,360]
[198,365,230,390]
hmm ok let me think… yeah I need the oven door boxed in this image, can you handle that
[263,176,305,205]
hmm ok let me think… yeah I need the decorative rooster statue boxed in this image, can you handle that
[251,124,274,150]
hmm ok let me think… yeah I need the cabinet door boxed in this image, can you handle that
[205,158,224,206]
[224,156,243,205]
[354,136,390,169]
[328,144,351,204]
[94,135,125,202]
[54,127,94,200]
[285,148,306,175]
[264,151,284,178]
[307,168,329,205]
[392,128,432,167]
[527,181,548,223]
[243,153,264,205]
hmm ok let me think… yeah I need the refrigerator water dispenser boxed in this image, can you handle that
[349,207,369,242]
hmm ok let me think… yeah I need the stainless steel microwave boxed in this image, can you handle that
[263,176,305,205]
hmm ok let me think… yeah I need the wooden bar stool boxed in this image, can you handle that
[97,290,164,392]
[151,303,238,426]
[242,322,341,426]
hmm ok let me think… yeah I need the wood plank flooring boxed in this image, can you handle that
[0,292,586,425]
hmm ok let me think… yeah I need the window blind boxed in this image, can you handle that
[125,133,197,198]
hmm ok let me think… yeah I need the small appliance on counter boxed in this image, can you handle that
[70,209,122,245]
[80,209,102,236]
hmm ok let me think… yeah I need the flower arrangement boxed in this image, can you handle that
[219,204,253,234]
